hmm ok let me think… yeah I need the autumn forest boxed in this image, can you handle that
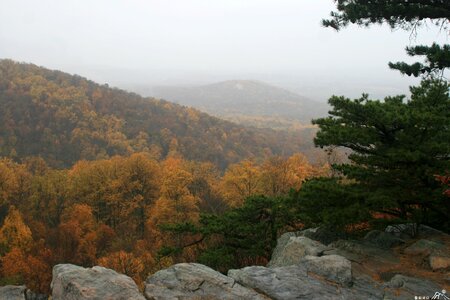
[0,60,329,293]
[1,0,449,298]
[1,42,449,297]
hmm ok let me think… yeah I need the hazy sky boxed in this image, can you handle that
[1,0,447,100]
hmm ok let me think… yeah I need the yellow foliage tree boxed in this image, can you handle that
[0,158,32,208]
[0,206,33,251]
[146,157,199,256]
[221,160,263,207]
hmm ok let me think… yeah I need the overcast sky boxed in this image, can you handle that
[0,0,447,100]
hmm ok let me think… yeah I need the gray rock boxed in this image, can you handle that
[228,265,383,300]
[268,232,296,264]
[404,239,444,256]
[25,290,48,300]
[51,264,145,300]
[363,230,405,249]
[326,240,399,264]
[268,236,326,268]
[0,286,47,300]
[385,224,445,239]
[0,285,26,300]
[144,263,267,300]
[385,275,442,300]
[322,248,365,264]
[301,255,352,286]
[229,265,337,300]
[350,275,386,300]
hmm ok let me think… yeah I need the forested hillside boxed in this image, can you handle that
[0,59,332,293]
[0,60,316,169]
[0,153,328,293]
[152,80,328,129]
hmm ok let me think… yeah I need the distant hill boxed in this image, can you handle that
[0,60,319,169]
[152,80,329,129]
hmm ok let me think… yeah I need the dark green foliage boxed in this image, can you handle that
[323,0,449,31]
[197,248,235,271]
[160,196,287,272]
[290,178,371,234]
[323,0,450,76]
[313,79,450,232]
[389,44,450,77]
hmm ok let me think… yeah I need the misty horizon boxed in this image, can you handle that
[1,0,447,101]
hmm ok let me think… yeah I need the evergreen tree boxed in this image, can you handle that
[292,178,370,234]
[312,79,450,231]
[158,195,288,272]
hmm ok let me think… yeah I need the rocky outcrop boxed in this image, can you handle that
[229,265,339,300]
[2,224,448,300]
[363,230,405,249]
[385,275,443,300]
[144,263,268,300]
[324,239,399,264]
[240,225,449,300]
[229,229,384,299]
[404,239,445,256]
[51,264,145,300]
[300,254,352,286]
[0,286,47,300]
[267,236,326,268]
[228,265,383,300]
[402,238,450,271]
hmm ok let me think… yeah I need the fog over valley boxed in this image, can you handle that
[1,0,445,101]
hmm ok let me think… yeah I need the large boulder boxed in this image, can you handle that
[51,264,145,300]
[403,239,445,256]
[301,255,352,286]
[325,239,399,264]
[268,236,326,268]
[268,232,296,262]
[363,230,405,249]
[144,263,268,300]
[228,265,383,300]
[229,265,338,300]
[0,285,26,300]
[402,239,449,271]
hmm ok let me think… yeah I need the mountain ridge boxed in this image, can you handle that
[152,79,329,129]
[0,59,317,169]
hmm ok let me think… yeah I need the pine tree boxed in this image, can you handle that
[323,0,450,76]
[312,79,450,231]
[158,195,287,272]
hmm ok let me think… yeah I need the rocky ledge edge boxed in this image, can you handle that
[1,224,449,300]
